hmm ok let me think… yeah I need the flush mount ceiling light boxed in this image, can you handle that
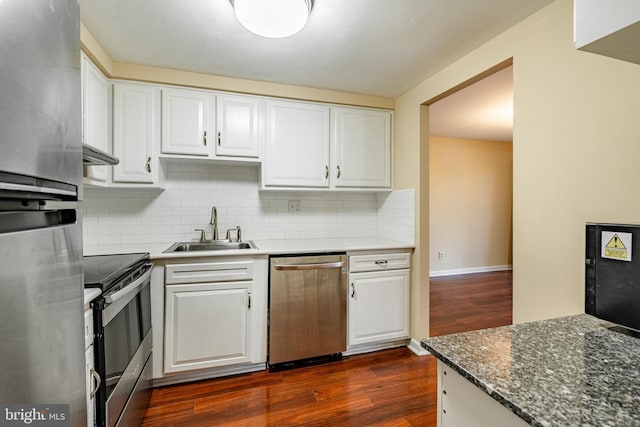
[230,0,313,39]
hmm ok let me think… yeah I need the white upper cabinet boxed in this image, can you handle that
[262,102,392,191]
[161,88,212,156]
[263,100,330,188]
[81,54,111,182]
[574,0,640,65]
[215,94,261,158]
[332,107,391,189]
[112,83,159,183]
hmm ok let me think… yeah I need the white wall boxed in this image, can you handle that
[394,0,640,333]
[429,136,512,276]
[82,161,414,253]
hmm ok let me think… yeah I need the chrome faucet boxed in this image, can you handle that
[210,206,219,241]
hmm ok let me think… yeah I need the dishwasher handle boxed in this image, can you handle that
[274,261,344,271]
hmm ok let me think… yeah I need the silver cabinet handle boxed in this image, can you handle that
[248,291,251,309]
[274,261,344,271]
[203,130,207,146]
[146,157,151,173]
[325,165,329,179]
[351,283,355,298]
[374,260,388,267]
[337,165,341,179]
[218,131,221,146]
[89,369,101,400]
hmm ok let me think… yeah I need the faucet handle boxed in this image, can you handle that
[224,226,242,242]
[194,228,206,242]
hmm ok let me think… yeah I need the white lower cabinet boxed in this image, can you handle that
[165,283,250,372]
[348,252,410,348]
[437,361,528,427]
[163,256,267,375]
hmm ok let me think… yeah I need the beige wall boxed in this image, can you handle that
[395,0,640,338]
[429,136,512,274]
[80,24,393,110]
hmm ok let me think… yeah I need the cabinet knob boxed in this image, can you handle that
[146,157,151,173]
[351,283,355,298]
[337,165,341,179]
[218,131,221,146]
[325,165,329,179]
[248,291,252,309]
[203,130,207,146]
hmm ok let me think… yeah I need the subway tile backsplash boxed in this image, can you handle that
[82,160,414,252]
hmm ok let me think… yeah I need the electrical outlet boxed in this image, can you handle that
[288,200,301,213]
[438,251,445,260]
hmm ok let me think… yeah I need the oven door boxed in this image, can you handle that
[94,263,153,427]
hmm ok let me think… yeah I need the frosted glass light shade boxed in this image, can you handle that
[231,0,312,38]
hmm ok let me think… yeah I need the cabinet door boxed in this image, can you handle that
[348,269,410,346]
[264,100,330,188]
[332,108,391,189]
[82,55,111,182]
[438,361,530,427]
[164,284,250,373]
[161,88,211,156]
[215,94,260,158]
[112,83,156,183]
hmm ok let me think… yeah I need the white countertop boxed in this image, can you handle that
[83,237,414,259]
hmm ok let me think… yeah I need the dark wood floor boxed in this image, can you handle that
[429,270,513,337]
[142,347,437,426]
[143,271,512,426]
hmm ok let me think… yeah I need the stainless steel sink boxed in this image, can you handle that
[163,240,257,253]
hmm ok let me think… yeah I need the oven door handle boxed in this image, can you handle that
[105,263,153,304]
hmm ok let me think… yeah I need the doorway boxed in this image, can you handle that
[425,61,514,337]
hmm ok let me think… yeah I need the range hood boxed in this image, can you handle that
[82,144,119,166]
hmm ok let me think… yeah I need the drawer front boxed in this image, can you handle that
[349,252,411,273]
[166,259,254,284]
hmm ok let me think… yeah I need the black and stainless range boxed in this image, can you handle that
[84,253,153,427]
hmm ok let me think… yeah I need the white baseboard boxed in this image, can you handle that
[408,338,430,356]
[429,264,512,278]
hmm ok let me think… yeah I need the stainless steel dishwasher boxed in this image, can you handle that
[269,254,347,367]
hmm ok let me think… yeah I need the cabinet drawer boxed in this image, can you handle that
[349,253,411,273]
[166,259,254,284]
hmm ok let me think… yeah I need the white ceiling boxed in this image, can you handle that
[429,66,513,142]
[81,0,552,99]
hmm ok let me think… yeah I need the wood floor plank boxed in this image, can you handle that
[143,348,436,426]
[430,270,512,337]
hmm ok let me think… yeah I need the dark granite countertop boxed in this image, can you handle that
[421,314,640,427]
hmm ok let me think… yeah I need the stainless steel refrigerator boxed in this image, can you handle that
[0,0,86,425]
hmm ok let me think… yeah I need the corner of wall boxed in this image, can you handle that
[80,23,114,76]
